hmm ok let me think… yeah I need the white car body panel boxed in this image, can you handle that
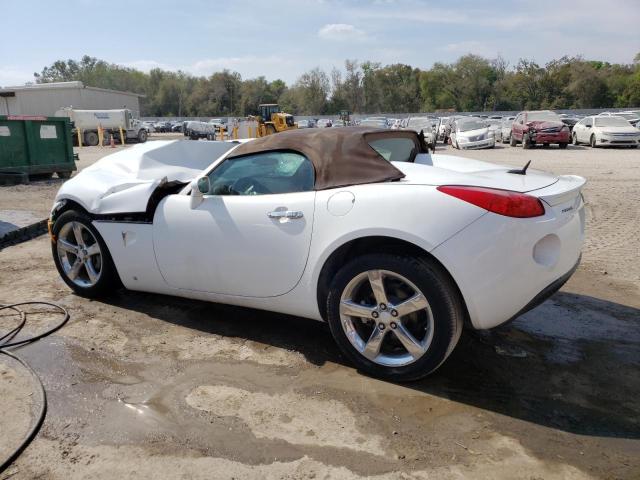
[56,140,585,330]
[152,192,316,297]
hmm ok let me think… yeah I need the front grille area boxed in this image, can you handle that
[540,127,561,133]
[468,134,486,142]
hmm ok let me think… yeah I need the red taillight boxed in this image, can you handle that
[437,185,545,218]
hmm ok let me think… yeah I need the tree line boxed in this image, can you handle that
[34,54,640,117]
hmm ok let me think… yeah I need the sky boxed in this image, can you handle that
[1,0,639,87]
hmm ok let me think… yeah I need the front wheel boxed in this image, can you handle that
[522,133,532,149]
[590,134,597,148]
[510,134,517,147]
[326,253,464,382]
[52,210,120,297]
[137,129,148,143]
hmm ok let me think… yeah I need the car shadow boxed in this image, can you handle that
[101,289,640,440]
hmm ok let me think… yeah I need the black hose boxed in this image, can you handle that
[0,302,70,475]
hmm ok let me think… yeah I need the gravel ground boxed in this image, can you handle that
[0,140,638,479]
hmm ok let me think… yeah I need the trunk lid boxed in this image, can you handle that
[395,154,586,214]
[397,153,559,192]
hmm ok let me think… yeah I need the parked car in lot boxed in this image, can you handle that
[49,128,585,381]
[500,116,515,143]
[297,119,313,128]
[572,115,640,148]
[317,118,333,128]
[142,121,156,133]
[405,117,439,145]
[450,117,495,149]
[510,110,570,149]
[183,121,216,140]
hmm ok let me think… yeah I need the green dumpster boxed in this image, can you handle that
[0,115,76,180]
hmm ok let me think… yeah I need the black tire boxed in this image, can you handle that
[84,131,99,147]
[137,129,148,143]
[326,253,465,382]
[510,134,517,147]
[590,134,597,148]
[558,142,568,149]
[572,132,579,145]
[522,133,531,149]
[51,210,121,298]
[56,171,72,179]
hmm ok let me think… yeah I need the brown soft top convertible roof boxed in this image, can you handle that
[227,127,425,190]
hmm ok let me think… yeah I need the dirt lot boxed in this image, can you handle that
[0,140,639,479]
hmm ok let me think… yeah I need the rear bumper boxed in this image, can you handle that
[431,196,585,329]
[502,254,580,326]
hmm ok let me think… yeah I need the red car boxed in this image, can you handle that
[510,110,570,149]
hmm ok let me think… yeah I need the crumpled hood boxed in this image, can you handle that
[527,120,564,130]
[54,140,238,214]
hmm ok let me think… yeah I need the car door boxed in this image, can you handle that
[580,117,593,143]
[574,118,586,143]
[512,114,523,140]
[152,151,316,297]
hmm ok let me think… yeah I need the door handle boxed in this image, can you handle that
[267,210,304,219]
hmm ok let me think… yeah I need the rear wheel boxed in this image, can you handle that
[326,253,464,382]
[84,131,99,147]
[52,210,120,297]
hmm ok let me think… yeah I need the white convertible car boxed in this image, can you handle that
[49,128,585,381]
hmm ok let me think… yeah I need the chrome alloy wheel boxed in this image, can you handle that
[56,221,103,288]
[339,269,435,367]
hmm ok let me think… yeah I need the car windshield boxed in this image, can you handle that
[457,119,486,132]
[527,111,560,121]
[595,117,631,127]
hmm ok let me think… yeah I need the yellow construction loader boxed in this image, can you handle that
[254,104,297,136]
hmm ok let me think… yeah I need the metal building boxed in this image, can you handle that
[0,81,144,117]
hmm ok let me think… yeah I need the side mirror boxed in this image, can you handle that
[196,176,210,194]
[585,124,592,128]
[190,176,210,208]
